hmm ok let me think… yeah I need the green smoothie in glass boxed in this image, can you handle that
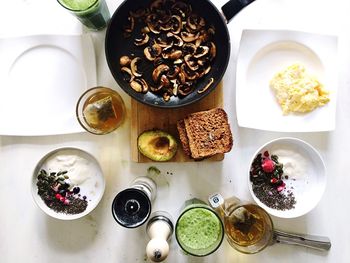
[175,200,224,257]
[57,0,110,31]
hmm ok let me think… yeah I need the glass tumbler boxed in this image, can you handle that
[76,87,125,135]
[175,198,224,257]
[57,0,110,31]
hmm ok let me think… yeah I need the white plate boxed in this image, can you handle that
[248,137,326,218]
[31,147,105,220]
[0,34,96,136]
[236,29,338,132]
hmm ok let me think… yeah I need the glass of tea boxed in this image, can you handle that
[76,87,125,135]
[208,194,273,254]
[209,194,331,253]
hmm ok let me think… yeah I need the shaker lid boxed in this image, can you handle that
[112,188,151,228]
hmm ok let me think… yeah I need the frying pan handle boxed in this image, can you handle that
[221,0,255,23]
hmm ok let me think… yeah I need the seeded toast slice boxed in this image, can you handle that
[176,120,192,157]
[183,108,233,159]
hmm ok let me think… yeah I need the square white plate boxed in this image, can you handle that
[236,29,338,132]
[0,34,96,136]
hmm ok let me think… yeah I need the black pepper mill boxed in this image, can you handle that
[112,177,157,228]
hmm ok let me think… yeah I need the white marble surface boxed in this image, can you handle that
[1,0,350,262]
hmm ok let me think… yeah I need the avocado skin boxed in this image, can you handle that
[137,130,178,161]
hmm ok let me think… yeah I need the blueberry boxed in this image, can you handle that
[73,187,80,194]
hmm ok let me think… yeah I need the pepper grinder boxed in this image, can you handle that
[146,211,174,262]
[112,177,157,228]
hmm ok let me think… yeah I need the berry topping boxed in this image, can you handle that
[262,159,275,173]
[73,187,80,194]
[270,178,278,184]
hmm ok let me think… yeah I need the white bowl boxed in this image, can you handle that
[248,137,326,218]
[31,147,105,220]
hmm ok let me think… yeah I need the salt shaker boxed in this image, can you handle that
[146,211,174,262]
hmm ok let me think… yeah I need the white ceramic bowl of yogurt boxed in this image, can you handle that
[31,147,105,220]
[248,137,326,218]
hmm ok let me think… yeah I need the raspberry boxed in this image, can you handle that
[261,159,275,173]
[55,193,62,200]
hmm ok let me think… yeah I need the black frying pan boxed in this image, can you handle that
[105,0,254,108]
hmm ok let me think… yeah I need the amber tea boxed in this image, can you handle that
[224,204,272,248]
[77,87,125,134]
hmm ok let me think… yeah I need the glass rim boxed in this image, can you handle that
[57,0,100,12]
[75,86,124,135]
[175,206,224,257]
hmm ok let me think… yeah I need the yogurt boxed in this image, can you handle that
[42,149,104,199]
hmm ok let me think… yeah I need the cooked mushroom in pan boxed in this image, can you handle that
[119,0,216,102]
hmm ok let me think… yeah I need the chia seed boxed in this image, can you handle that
[250,152,296,210]
[37,169,88,215]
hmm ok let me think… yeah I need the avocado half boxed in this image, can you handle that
[137,130,178,161]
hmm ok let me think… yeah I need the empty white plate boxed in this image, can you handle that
[236,29,338,132]
[0,34,96,136]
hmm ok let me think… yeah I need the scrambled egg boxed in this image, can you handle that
[270,63,330,114]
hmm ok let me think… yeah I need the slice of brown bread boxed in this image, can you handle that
[176,120,192,157]
[183,108,233,159]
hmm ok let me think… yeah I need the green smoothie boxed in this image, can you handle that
[176,207,223,256]
[57,0,110,31]
[59,0,97,10]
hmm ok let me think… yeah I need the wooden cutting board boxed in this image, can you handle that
[131,82,224,162]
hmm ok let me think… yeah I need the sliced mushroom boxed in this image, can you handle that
[153,57,165,67]
[130,80,142,92]
[182,43,196,55]
[169,15,182,34]
[170,79,179,96]
[134,33,149,46]
[184,54,199,71]
[180,31,200,42]
[130,78,148,93]
[208,42,216,60]
[129,9,146,18]
[156,34,173,48]
[167,65,180,79]
[162,47,183,60]
[119,56,131,67]
[146,14,161,34]
[181,64,199,80]
[173,58,183,64]
[178,71,186,84]
[160,74,170,87]
[141,26,150,33]
[187,14,205,32]
[198,65,211,78]
[178,82,194,96]
[121,67,134,82]
[169,33,183,47]
[152,64,170,82]
[138,78,149,93]
[197,57,209,67]
[163,92,171,102]
[130,57,142,77]
[123,16,135,33]
[144,43,162,61]
[150,0,165,10]
[198,78,214,94]
[194,46,209,58]
[171,1,192,19]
